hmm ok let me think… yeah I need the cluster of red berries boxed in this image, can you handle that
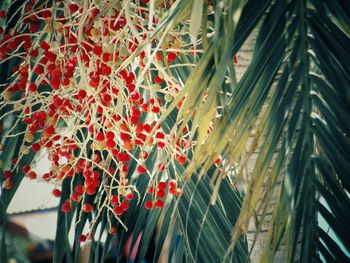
[0,0,192,239]
[144,179,181,209]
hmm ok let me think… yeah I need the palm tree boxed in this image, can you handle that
[0,0,349,262]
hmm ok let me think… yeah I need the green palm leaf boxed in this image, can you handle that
[1,0,349,262]
[193,0,350,261]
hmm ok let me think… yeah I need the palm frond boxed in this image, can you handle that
[0,0,349,262]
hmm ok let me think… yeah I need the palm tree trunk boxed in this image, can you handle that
[236,29,287,263]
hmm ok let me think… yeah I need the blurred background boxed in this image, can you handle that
[2,178,58,263]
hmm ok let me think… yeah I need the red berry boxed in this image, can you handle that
[135,124,143,134]
[79,234,86,242]
[120,132,130,142]
[167,52,177,62]
[154,75,163,84]
[66,62,75,71]
[51,69,62,78]
[106,131,115,140]
[28,83,37,92]
[83,170,92,179]
[154,199,164,208]
[151,106,160,114]
[52,189,61,197]
[122,165,128,173]
[130,116,139,124]
[111,149,119,156]
[4,180,13,189]
[157,141,166,148]
[176,188,183,196]
[93,180,100,188]
[95,132,105,141]
[110,195,119,205]
[157,163,166,171]
[61,200,71,213]
[83,203,93,212]
[29,23,40,33]
[27,171,37,180]
[97,106,103,114]
[214,156,222,164]
[144,200,153,209]
[137,165,147,174]
[147,185,155,194]
[32,142,41,152]
[22,165,31,173]
[40,41,50,51]
[68,3,79,13]
[155,132,165,139]
[3,170,12,179]
[106,139,116,149]
[169,187,177,195]
[141,103,149,112]
[155,52,162,61]
[71,192,81,202]
[74,185,84,195]
[30,48,39,57]
[86,185,96,195]
[113,205,124,215]
[125,192,134,200]
[53,97,63,107]
[12,158,18,166]
[45,51,57,62]
[139,150,148,160]
[92,170,100,180]
[102,65,112,76]
[44,125,55,135]
[50,78,60,89]
[39,9,52,18]
[93,45,102,56]
[0,10,7,19]
[34,65,44,74]
[119,123,129,132]
[156,190,166,198]
[177,155,187,165]
[120,201,129,211]
[117,153,130,163]
[129,91,140,102]
[109,227,117,235]
[143,124,152,133]
[169,180,177,188]
[233,55,238,65]
[24,118,31,125]
[158,182,167,190]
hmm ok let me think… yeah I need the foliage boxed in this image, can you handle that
[0,226,31,263]
[0,0,349,262]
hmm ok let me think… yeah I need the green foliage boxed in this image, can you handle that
[1,0,349,262]
[223,0,349,262]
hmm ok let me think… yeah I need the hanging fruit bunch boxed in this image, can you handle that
[0,0,200,239]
